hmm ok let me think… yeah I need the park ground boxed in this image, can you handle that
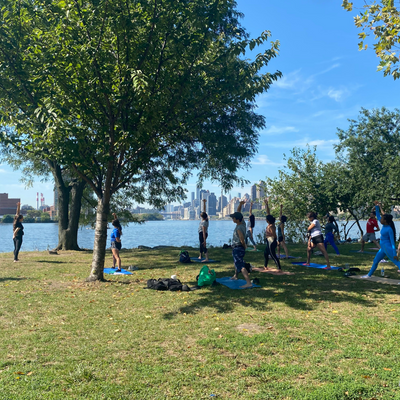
[0,243,399,400]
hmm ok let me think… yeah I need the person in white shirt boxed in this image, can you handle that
[306,212,331,269]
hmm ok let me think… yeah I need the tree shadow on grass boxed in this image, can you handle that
[161,266,397,320]
[36,260,69,264]
[0,277,26,283]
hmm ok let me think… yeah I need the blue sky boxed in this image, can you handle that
[0,0,398,207]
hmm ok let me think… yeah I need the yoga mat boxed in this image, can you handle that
[350,250,378,255]
[252,268,294,275]
[276,255,299,259]
[246,248,263,252]
[216,277,260,289]
[190,258,219,263]
[291,262,341,270]
[369,248,380,251]
[349,275,400,285]
[104,268,133,275]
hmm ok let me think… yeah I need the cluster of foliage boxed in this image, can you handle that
[263,107,400,242]
[137,213,164,221]
[343,0,400,79]
[1,211,55,223]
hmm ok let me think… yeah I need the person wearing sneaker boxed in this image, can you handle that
[110,213,123,272]
[362,201,400,278]
[12,202,24,262]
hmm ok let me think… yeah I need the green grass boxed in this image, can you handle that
[0,243,399,399]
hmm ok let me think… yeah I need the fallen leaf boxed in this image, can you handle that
[214,327,220,331]
[145,315,151,318]
[15,372,24,375]
[27,372,33,376]
[362,375,371,379]
[114,329,121,333]
[267,326,273,329]
[383,368,392,371]
[332,310,338,313]
[218,335,223,338]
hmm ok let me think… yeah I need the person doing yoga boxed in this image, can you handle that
[277,204,289,259]
[361,202,400,278]
[306,212,331,269]
[110,213,123,272]
[324,216,340,255]
[245,201,257,251]
[263,198,281,271]
[358,209,380,252]
[198,199,209,262]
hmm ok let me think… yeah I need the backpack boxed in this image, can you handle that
[197,265,216,286]
[179,250,192,263]
[146,278,190,291]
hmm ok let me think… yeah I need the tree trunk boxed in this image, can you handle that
[87,197,110,282]
[55,180,86,250]
[51,163,86,251]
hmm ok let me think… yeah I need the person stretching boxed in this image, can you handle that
[198,199,209,262]
[277,204,289,259]
[111,213,123,272]
[245,201,257,251]
[324,216,340,255]
[358,209,380,252]
[306,212,331,269]
[362,202,400,278]
[263,198,282,271]
[229,211,252,288]
[12,202,24,262]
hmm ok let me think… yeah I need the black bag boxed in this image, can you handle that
[146,278,190,292]
[179,250,192,263]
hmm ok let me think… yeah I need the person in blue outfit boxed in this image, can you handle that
[362,201,400,278]
[12,202,24,262]
[323,216,340,255]
[110,212,123,272]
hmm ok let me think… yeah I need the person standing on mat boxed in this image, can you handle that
[324,216,340,255]
[245,201,257,251]
[111,212,123,272]
[12,202,24,262]
[198,199,209,262]
[358,209,380,253]
[229,211,252,288]
[263,198,282,271]
[277,204,289,259]
[362,201,400,278]
[306,212,331,269]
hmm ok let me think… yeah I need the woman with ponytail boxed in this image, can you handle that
[110,212,123,272]
[362,201,400,278]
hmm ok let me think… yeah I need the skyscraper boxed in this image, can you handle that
[250,184,257,201]
[256,181,265,200]
[238,192,241,199]
[191,192,195,202]
[196,186,201,200]
[207,193,217,215]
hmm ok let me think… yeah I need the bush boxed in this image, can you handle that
[1,214,14,223]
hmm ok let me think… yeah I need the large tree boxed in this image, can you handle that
[0,0,281,281]
[335,107,400,207]
[342,0,400,79]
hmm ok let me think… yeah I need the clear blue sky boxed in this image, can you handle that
[0,0,397,206]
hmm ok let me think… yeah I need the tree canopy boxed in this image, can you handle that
[0,0,281,280]
[342,0,400,79]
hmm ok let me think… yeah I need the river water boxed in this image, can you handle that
[0,219,396,253]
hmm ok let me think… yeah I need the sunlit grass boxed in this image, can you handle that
[0,243,399,399]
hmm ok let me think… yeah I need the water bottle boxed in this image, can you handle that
[381,267,385,277]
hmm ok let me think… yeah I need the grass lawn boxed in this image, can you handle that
[0,243,399,399]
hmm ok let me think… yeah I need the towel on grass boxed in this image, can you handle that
[104,268,133,275]
[216,277,260,289]
[252,268,294,275]
[291,262,341,270]
[349,275,400,285]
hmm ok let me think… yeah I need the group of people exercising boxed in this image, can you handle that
[11,198,400,284]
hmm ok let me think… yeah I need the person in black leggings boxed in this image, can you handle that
[263,198,281,270]
[12,202,24,262]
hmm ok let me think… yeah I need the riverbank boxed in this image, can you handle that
[0,244,399,399]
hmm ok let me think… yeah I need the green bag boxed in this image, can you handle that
[197,265,216,287]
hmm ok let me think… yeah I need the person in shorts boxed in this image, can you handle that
[111,213,123,272]
[358,210,380,252]
[229,212,252,288]
[306,212,331,269]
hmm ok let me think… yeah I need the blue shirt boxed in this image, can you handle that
[110,228,120,243]
[376,206,396,250]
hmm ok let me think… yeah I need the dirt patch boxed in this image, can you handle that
[236,323,264,335]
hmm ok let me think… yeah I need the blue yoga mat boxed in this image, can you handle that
[291,262,341,270]
[104,268,133,275]
[190,258,219,263]
[277,255,298,259]
[216,277,260,289]
[350,250,377,255]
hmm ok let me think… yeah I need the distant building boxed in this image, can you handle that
[191,192,195,202]
[207,193,217,215]
[238,192,241,199]
[196,186,201,200]
[218,194,227,212]
[256,181,265,200]
[0,193,20,216]
[250,184,257,201]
